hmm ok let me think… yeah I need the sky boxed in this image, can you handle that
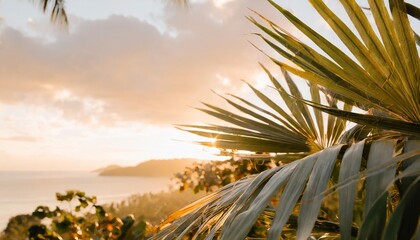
[0,0,355,171]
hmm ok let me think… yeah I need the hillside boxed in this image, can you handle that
[99,158,198,177]
[93,164,122,173]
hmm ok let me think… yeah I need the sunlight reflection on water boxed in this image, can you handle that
[0,171,172,230]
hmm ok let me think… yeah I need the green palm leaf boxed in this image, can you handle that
[299,99,420,136]
[382,176,420,240]
[179,66,354,156]
[338,140,366,240]
[152,139,420,239]
[252,0,420,126]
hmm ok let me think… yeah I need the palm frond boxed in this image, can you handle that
[404,2,420,20]
[251,0,420,127]
[152,139,420,239]
[179,66,355,156]
[37,0,68,25]
[295,96,420,136]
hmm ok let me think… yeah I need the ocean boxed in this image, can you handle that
[0,171,172,230]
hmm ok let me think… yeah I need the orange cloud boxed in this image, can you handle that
[0,0,284,125]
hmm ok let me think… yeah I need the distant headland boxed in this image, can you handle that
[96,158,199,178]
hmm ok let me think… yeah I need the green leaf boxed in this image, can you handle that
[267,153,318,240]
[297,145,343,239]
[382,176,420,240]
[260,0,420,123]
[405,2,420,20]
[338,140,366,240]
[396,140,420,239]
[302,99,420,136]
[220,162,299,240]
[154,139,419,239]
[215,167,285,240]
[361,140,396,239]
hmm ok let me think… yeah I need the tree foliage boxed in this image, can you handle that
[106,190,206,226]
[0,215,41,240]
[175,157,282,193]
[1,190,208,240]
[27,190,145,240]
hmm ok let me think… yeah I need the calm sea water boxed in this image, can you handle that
[0,171,172,230]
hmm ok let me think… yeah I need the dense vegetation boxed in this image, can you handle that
[0,215,41,240]
[1,191,138,240]
[107,190,206,226]
[175,157,282,193]
[0,190,205,240]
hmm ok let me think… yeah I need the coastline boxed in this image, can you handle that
[0,171,172,230]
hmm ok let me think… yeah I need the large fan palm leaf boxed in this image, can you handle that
[153,138,420,240]
[179,66,353,155]
[250,0,420,132]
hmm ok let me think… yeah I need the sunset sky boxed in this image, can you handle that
[0,0,336,171]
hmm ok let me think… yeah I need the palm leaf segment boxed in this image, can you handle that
[249,0,420,134]
[152,139,420,240]
[38,0,68,25]
[179,66,352,155]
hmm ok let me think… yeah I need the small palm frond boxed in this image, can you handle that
[250,0,420,132]
[179,66,354,155]
[37,0,68,25]
[152,138,420,240]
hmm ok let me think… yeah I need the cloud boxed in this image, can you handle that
[0,0,285,125]
[0,149,94,171]
[0,135,39,142]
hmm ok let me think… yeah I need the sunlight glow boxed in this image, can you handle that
[54,89,72,101]
[251,71,271,90]
[212,0,236,8]
[216,74,231,86]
